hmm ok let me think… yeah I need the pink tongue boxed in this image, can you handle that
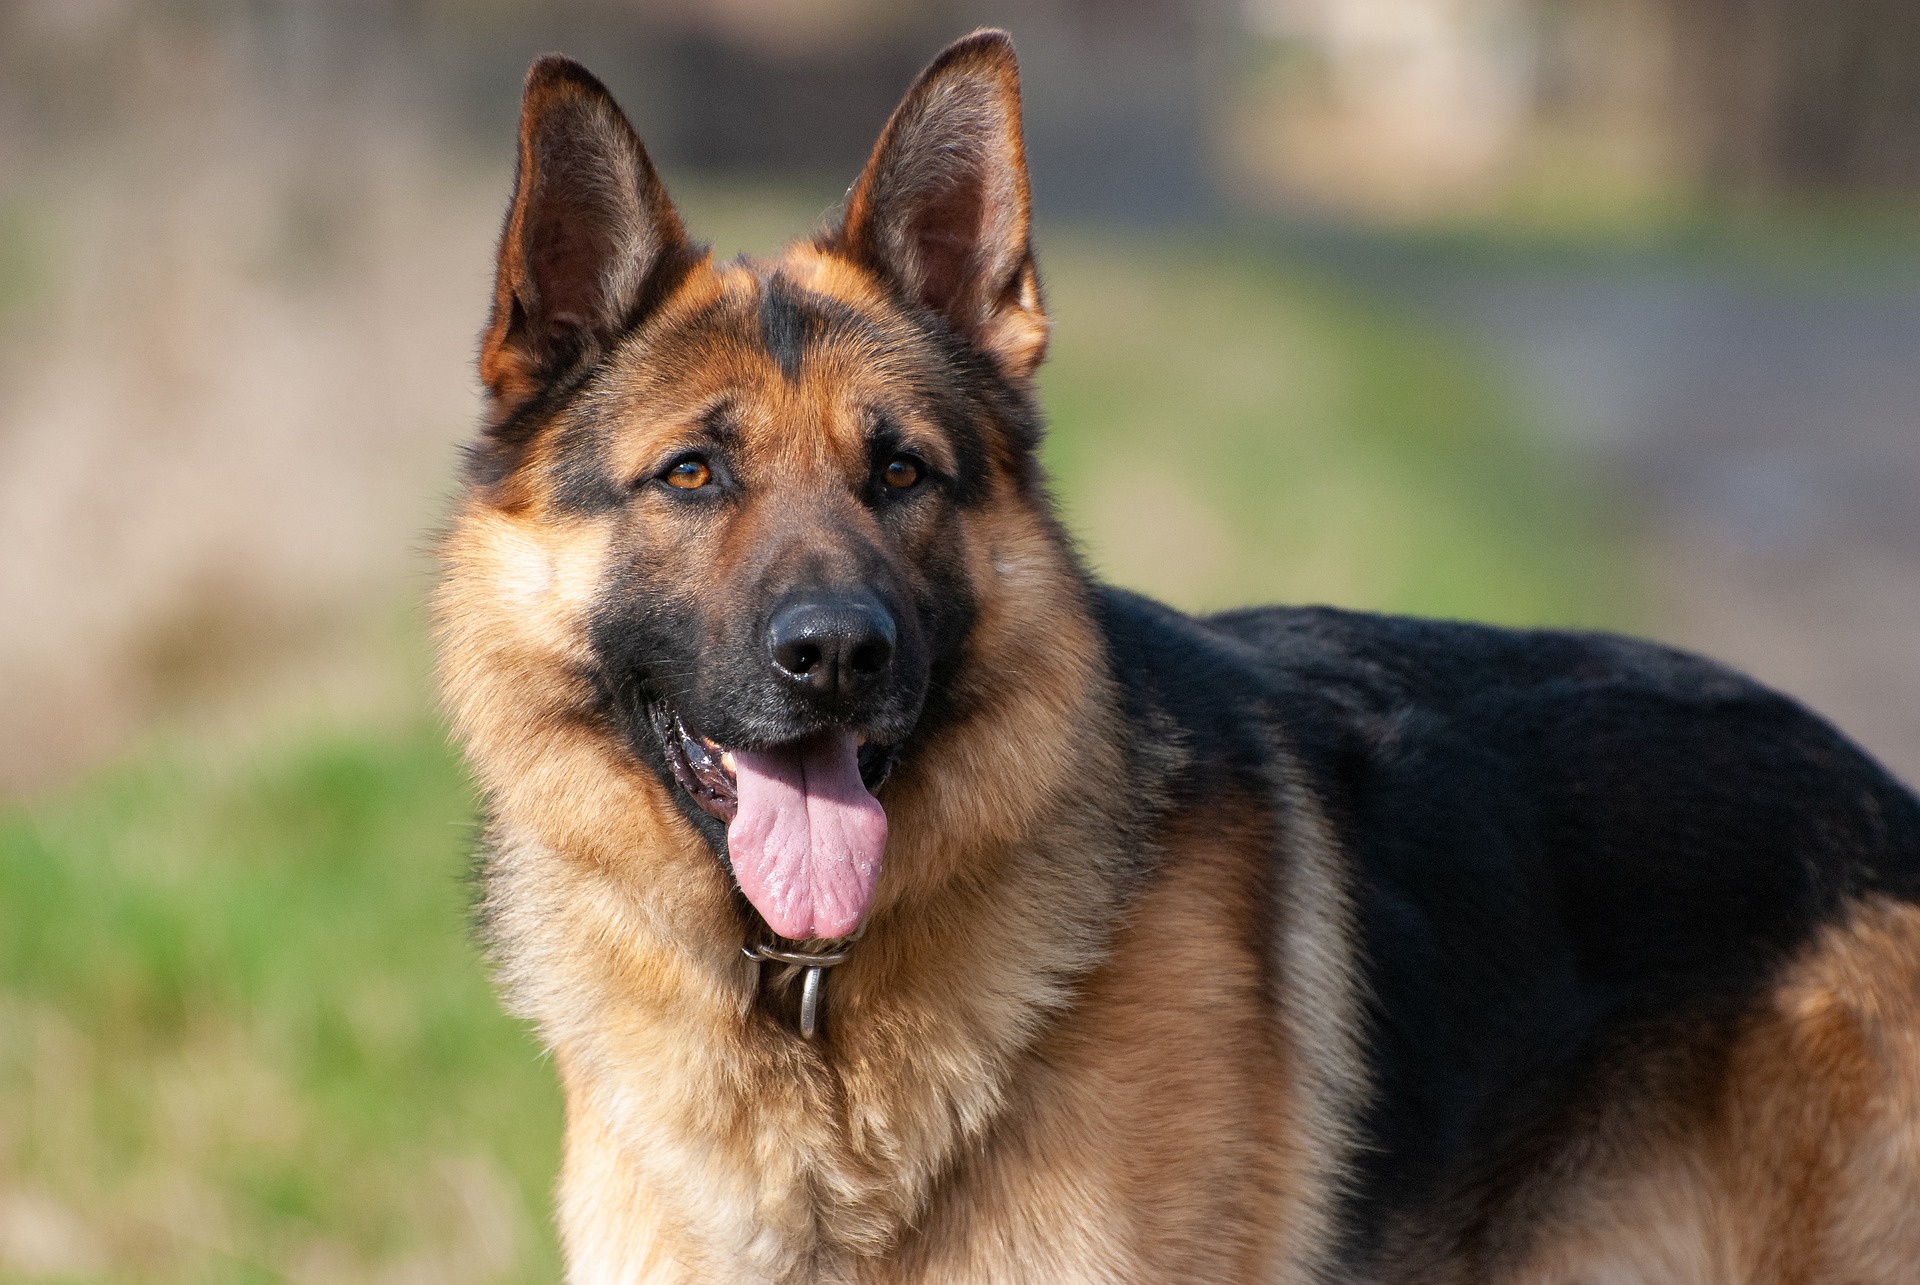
[725,730,887,940]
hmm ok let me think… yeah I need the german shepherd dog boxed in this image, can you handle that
[435,30,1920,1283]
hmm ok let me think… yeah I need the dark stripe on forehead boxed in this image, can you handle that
[759,273,810,381]
[757,272,879,382]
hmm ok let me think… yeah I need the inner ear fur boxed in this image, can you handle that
[832,30,1049,379]
[480,55,694,421]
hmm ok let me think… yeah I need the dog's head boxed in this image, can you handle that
[442,32,1082,943]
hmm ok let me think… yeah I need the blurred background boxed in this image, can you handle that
[1,0,1916,1277]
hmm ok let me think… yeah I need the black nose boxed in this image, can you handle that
[767,593,897,699]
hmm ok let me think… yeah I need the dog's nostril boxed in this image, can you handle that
[785,642,822,676]
[849,639,891,675]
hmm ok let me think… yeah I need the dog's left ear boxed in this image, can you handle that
[831,30,1048,380]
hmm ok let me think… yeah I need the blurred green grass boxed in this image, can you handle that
[0,216,1629,1281]
[0,721,563,1281]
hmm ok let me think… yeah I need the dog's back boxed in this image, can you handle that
[1106,588,1920,1279]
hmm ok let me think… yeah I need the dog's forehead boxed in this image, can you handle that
[599,247,929,461]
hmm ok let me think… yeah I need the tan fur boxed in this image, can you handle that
[1490,897,1920,1285]
[1266,760,1369,1283]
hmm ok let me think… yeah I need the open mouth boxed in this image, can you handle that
[650,704,899,941]
[653,706,743,822]
[650,706,900,822]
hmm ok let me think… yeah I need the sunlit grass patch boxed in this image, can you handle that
[0,724,560,1282]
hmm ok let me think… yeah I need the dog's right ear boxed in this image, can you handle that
[479,56,692,420]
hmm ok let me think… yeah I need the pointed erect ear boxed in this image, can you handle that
[832,30,1048,379]
[480,56,693,418]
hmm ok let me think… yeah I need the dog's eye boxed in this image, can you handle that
[665,458,712,490]
[883,455,923,490]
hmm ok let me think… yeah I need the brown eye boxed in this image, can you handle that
[666,458,712,490]
[883,456,922,490]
